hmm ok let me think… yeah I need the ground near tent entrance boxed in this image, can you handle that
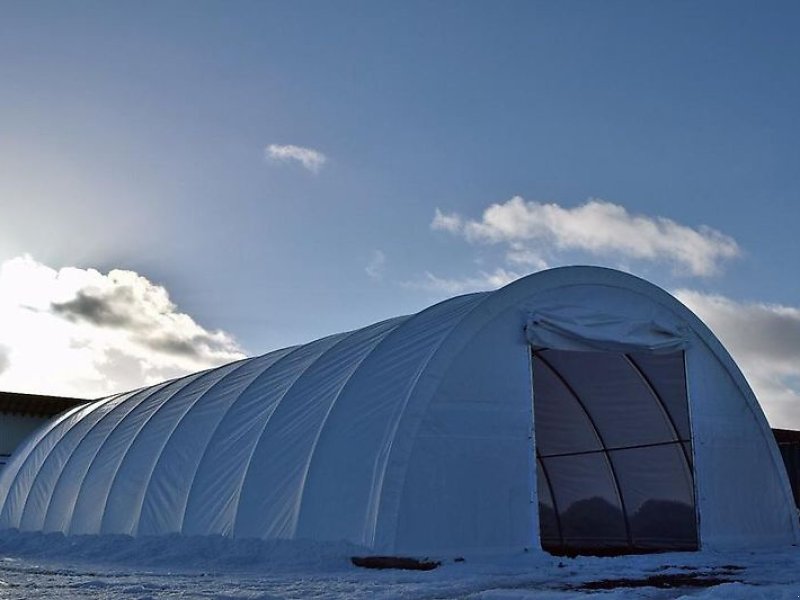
[0,532,798,599]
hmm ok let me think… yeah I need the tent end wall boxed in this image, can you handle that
[384,268,799,555]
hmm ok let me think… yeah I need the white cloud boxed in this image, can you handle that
[407,268,522,295]
[265,144,327,173]
[505,245,549,270]
[0,256,245,398]
[365,250,386,280]
[676,289,800,428]
[431,208,463,234]
[433,197,740,277]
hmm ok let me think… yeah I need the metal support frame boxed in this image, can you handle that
[624,353,694,474]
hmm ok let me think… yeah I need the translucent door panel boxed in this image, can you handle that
[532,349,697,555]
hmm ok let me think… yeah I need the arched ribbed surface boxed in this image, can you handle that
[140,348,297,536]
[0,267,796,555]
[42,389,151,533]
[293,293,486,544]
[0,399,105,530]
[23,391,137,532]
[182,332,351,536]
[233,316,405,539]
[101,362,246,535]
[77,374,209,535]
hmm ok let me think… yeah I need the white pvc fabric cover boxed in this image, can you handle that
[0,267,797,556]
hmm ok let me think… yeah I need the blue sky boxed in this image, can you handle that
[1,1,799,425]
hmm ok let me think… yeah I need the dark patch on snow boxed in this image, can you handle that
[568,565,744,591]
[350,555,441,570]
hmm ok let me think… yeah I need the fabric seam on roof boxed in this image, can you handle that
[43,385,173,534]
[97,373,210,534]
[363,294,489,546]
[133,357,254,535]
[56,378,197,534]
[105,361,248,535]
[176,346,300,534]
[218,338,349,533]
[376,293,503,548]
[40,390,139,532]
[22,392,130,531]
[290,317,408,537]
[229,330,360,536]
[0,399,107,528]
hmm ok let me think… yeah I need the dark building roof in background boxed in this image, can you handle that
[773,429,800,445]
[0,391,90,419]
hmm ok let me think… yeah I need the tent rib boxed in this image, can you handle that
[57,379,177,533]
[133,357,254,535]
[51,384,174,535]
[97,372,210,534]
[41,390,139,532]
[365,294,491,546]
[21,392,126,531]
[229,330,360,536]
[177,345,300,534]
[623,354,694,474]
[362,342,439,544]
[67,377,196,534]
[291,318,407,536]
[294,294,482,543]
[106,362,248,535]
[538,438,691,459]
[224,336,346,534]
[0,400,94,528]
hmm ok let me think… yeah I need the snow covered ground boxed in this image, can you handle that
[0,532,798,599]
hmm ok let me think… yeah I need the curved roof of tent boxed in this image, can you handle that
[0,266,795,555]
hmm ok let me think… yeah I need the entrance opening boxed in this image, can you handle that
[532,349,698,556]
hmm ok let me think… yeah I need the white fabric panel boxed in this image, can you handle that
[21,392,131,532]
[378,308,533,554]
[294,293,485,545]
[0,411,72,502]
[43,386,171,534]
[526,308,687,353]
[17,396,109,530]
[233,317,404,539]
[139,349,297,536]
[0,401,96,530]
[102,362,245,535]
[394,435,530,554]
[182,334,348,536]
[41,390,142,533]
[71,377,206,535]
[688,344,797,547]
[97,373,212,534]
